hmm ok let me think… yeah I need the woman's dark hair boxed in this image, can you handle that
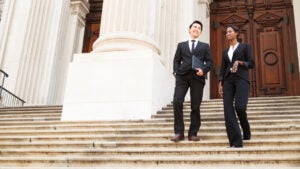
[226,25,242,42]
[189,20,203,31]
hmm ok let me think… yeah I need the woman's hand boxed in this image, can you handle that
[218,81,223,97]
[231,61,239,73]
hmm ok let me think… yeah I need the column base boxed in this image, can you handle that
[61,50,173,121]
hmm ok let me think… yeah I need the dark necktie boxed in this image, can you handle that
[191,40,195,54]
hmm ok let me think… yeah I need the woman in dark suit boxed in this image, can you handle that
[218,25,255,148]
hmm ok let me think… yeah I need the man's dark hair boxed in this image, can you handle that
[189,20,203,31]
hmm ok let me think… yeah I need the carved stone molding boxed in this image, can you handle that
[70,0,90,27]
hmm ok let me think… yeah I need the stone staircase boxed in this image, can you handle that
[0,96,299,168]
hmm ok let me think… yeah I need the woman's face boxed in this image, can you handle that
[226,27,238,41]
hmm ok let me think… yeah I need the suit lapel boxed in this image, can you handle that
[192,40,202,55]
[232,43,242,61]
[184,41,191,54]
[225,48,230,62]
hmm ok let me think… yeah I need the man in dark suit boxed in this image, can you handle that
[171,20,213,142]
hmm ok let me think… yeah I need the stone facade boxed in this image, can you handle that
[0,0,299,120]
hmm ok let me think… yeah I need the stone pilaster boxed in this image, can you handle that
[49,0,89,104]
[293,0,300,73]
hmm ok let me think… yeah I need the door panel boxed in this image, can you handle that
[256,27,287,95]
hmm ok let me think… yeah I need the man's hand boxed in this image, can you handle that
[196,68,204,77]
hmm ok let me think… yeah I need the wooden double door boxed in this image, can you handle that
[210,0,300,99]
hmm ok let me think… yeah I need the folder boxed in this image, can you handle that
[192,55,205,70]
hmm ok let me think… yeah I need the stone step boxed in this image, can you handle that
[2,108,300,121]
[0,113,61,119]
[0,139,299,149]
[1,109,299,122]
[184,96,300,102]
[0,117,61,122]
[0,156,298,167]
[171,96,300,104]
[170,98,300,106]
[163,102,300,109]
[1,123,299,131]
[0,119,299,128]
[0,166,298,169]
[0,125,298,136]
[0,111,61,116]
[159,114,300,122]
[0,147,299,157]
[0,106,62,112]
[168,99,300,106]
[162,105,300,111]
[155,109,300,116]
[0,131,298,142]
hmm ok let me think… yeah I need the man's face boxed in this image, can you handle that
[189,23,202,39]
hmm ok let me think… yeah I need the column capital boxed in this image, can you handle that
[70,0,90,27]
[197,0,213,4]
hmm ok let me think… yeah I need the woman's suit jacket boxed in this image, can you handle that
[219,43,255,83]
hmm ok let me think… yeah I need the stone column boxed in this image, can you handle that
[92,0,160,54]
[0,0,89,105]
[62,0,173,121]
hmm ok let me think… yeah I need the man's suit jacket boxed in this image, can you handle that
[219,43,255,83]
[173,40,213,81]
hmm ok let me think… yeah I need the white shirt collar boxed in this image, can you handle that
[227,43,239,62]
[230,42,239,50]
[189,39,198,51]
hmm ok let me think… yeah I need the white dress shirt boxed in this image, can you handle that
[189,39,198,52]
[227,43,239,62]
